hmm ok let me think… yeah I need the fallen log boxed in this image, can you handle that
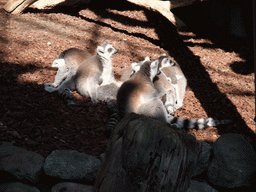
[94,113,202,192]
[3,0,91,14]
[3,0,37,14]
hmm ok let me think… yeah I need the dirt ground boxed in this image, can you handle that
[0,0,255,158]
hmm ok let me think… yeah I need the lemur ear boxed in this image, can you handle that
[131,62,141,72]
[97,45,104,53]
[161,58,171,68]
[101,41,108,46]
[144,56,150,61]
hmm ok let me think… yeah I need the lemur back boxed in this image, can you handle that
[120,57,150,82]
[46,48,92,88]
[44,41,118,104]
[117,60,159,115]
[117,59,170,122]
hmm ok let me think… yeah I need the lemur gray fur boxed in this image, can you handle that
[107,56,231,132]
[45,48,92,89]
[96,82,120,108]
[44,41,119,105]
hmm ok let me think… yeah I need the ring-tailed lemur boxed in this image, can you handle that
[44,41,119,104]
[107,56,231,132]
[154,53,187,115]
[117,59,170,121]
[45,48,92,89]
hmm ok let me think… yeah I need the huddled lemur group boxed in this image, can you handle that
[45,41,231,130]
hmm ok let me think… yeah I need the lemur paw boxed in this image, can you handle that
[166,105,176,115]
[44,83,57,92]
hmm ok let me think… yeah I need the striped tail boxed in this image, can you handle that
[59,88,76,105]
[105,108,121,133]
[169,116,232,130]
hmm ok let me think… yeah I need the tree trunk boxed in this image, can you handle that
[94,113,202,192]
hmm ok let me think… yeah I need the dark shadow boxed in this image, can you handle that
[171,0,254,75]
[230,61,254,75]
[0,61,109,158]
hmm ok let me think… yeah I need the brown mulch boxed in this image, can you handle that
[0,0,255,158]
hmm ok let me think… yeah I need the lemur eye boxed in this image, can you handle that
[108,48,113,53]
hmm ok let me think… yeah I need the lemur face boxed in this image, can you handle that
[97,41,118,59]
[160,57,175,69]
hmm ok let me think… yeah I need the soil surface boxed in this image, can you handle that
[0,0,255,158]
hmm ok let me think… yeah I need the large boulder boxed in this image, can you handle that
[0,142,45,183]
[207,133,256,188]
[43,150,101,183]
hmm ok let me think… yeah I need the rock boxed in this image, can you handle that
[0,142,45,183]
[192,142,212,178]
[0,182,40,192]
[187,180,219,192]
[51,182,93,192]
[94,113,202,192]
[44,150,101,183]
[207,133,256,188]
